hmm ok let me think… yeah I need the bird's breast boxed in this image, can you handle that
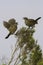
[9,25,17,34]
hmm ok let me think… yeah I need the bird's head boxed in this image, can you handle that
[23,17,29,23]
[9,18,16,22]
[23,17,28,20]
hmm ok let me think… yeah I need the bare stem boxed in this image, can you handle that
[8,45,19,65]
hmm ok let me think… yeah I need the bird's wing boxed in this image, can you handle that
[8,19,16,25]
[3,21,10,29]
[28,19,34,22]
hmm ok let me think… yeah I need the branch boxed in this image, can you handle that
[14,53,21,65]
[8,45,19,65]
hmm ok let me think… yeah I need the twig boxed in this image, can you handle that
[8,45,19,65]
[14,49,22,65]
[14,53,21,65]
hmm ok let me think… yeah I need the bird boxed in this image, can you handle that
[23,17,41,28]
[3,18,18,39]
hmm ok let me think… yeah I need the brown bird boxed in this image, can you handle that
[3,18,18,39]
[23,17,41,28]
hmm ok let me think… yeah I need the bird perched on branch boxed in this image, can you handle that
[23,17,41,28]
[3,18,18,39]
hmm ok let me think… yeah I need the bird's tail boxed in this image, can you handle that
[5,32,11,39]
[35,17,41,21]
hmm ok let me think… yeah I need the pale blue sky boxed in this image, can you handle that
[0,0,43,59]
